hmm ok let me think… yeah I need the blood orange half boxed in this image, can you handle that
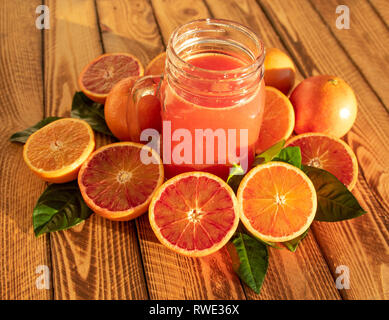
[285,133,358,189]
[237,162,317,242]
[23,118,95,183]
[78,142,163,221]
[78,53,144,103]
[149,172,240,257]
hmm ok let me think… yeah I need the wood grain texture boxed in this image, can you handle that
[99,0,246,300]
[0,0,52,300]
[369,0,389,28]
[96,0,164,67]
[311,0,389,109]
[44,0,147,299]
[151,0,210,41]
[258,0,389,299]
[205,0,340,300]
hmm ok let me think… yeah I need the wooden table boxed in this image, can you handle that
[1,0,388,300]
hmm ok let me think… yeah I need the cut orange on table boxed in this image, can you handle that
[255,86,295,154]
[78,53,144,103]
[285,133,358,190]
[237,162,317,242]
[23,118,95,183]
[78,142,164,221]
[149,172,240,257]
[145,52,166,76]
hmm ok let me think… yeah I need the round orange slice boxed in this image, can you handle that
[145,52,166,76]
[78,53,144,103]
[256,86,295,154]
[285,133,358,190]
[23,118,95,183]
[78,142,164,221]
[149,172,239,257]
[237,162,317,242]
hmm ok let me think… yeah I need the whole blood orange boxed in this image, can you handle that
[237,162,317,242]
[290,75,357,138]
[78,142,164,221]
[149,172,239,257]
[78,53,144,104]
[264,48,296,95]
[285,133,358,190]
[23,118,95,183]
[104,76,138,141]
[255,86,295,154]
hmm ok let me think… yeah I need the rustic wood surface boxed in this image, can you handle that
[0,0,388,300]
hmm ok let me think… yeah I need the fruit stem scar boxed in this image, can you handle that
[329,79,339,85]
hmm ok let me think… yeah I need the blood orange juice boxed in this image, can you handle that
[162,52,265,179]
[129,19,265,179]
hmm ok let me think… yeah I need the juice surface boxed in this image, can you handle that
[162,52,265,179]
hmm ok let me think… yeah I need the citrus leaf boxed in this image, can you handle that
[71,91,114,137]
[302,165,366,222]
[227,233,268,294]
[273,146,302,169]
[283,228,310,252]
[253,139,285,166]
[226,163,245,193]
[33,181,93,237]
[9,116,62,144]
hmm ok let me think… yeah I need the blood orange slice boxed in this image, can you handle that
[237,162,317,242]
[78,53,144,103]
[23,118,95,183]
[149,172,239,257]
[78,142,164,221]
[255,86,295,154]
[285,133,358,189]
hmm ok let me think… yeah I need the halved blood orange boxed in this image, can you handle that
[255,86,295,154]
[78,142,164,221]
[78,53,144,103]
[285,133,358,189]
[23,118,95,183]
[149,172,240,257]
[237,162,317,242]
[145,52,166,76]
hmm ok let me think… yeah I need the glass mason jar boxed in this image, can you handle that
[128,19,265,180]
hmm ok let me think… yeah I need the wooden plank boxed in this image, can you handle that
[97,0,245,299]
[205,0,340,300]
[0,0,52,300]
[311,0,389,109]
[44,0,147,299]
[258,0,389,299]
[369,0,389,28]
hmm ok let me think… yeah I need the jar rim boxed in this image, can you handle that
[167,18,265,76]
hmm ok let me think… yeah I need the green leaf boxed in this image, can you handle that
[273,146,302,169]
[283,228,310,252]
[227,233,269,294]
[226,163,245,193]
[302,165,366,222]
[33,181,93,237]
[71,91,114,137]
[253,139,285,166]
[9,116,62,143]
